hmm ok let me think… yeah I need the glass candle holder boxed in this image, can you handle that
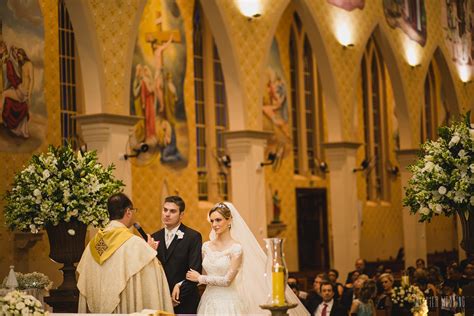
[264,238,288,306]
[401,272,410,287]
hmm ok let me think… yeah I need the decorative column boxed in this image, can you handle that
[397,149,427,267]
[76,113,141,198]
[324,142,361,280]
[224,130,272,244]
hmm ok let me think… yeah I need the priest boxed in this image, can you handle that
[77,193,173,313]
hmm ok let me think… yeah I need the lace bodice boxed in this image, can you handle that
[203,242,242,273]
[198,241,242,287]
[197,241,246,315]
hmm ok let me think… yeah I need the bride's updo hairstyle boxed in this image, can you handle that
[209,202,232,220]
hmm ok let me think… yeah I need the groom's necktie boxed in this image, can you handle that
[165,231,173,248]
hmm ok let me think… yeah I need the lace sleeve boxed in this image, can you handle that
[198,246,243,287]
[202,241,209,257]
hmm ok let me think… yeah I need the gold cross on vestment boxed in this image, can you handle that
[95,237,108,256]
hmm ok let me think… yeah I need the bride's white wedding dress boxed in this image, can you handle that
[197,202,309,316]
[197,241,247,315]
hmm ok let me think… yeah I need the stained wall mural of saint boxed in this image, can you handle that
[383,0,427,46]
[327,0,365,11]
[262,38,290,165]
[0,0,45,152]
[441,0,474,68]
[130,0,188,167]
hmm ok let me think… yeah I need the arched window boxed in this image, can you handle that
[289,13,325,176]
[59,0,82,148]
[290,29,300,174]
[193,2,229,201]
[361,38,389,201]
[421,60,450,142]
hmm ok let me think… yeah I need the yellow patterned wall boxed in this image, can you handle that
[216,0,290,130]
[2,0,474,285]
[426,216,458,253]
[0,0,63,285]
[211,1,469,262]
[88,0,141,115]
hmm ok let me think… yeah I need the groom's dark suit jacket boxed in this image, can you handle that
[152,223,202,314]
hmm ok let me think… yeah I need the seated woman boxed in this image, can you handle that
[341,274,369,312]
[413,268,436,297]
[350,279,377,316]
[376,273,394,312]
[328,268,344,297]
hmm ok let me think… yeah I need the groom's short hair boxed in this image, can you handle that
[165,195,185,213]
[108,193,133,220]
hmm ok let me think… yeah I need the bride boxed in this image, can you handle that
[186,202,309,315]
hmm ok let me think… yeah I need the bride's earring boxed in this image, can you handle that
[228,224,231,229]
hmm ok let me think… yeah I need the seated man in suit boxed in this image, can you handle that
[345,258,367,283]
[313,281,346,316]
[306,273,328,313]
[288,277,308,308]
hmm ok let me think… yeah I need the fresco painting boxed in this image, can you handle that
[262,38,290,163]
[0,0,46,152]
[383,0,427,46]
[130,0,188,167]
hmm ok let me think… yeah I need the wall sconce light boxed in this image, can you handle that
[76,135,88,155]
[260,152,277,167]
[406,58,420,68]
[405,40,420,68]
[335,18,354,48]
[353,158,370,173]
[387,163,400,177]
[124,142,149,160]
[314,158,329,173]
[217,154,231,168]
[459,65,472,84]
[235,0,262,20]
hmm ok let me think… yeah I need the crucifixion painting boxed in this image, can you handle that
[130,0,189,167]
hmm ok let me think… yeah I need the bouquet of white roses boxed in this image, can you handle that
[4,144,124,233]
[0,290,47,316]
[404,113,474,222]
[391,284,428,315]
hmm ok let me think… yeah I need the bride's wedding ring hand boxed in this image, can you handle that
[186,269,200,282]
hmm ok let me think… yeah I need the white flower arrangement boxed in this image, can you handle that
[4,144,124,233]
[391,284,428,315]
[0,290,47,316]
[404,113,474,222]
[2,272,52,291]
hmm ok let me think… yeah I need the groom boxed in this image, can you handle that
[152,196,202,314]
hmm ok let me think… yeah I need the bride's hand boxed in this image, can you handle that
[186,269,200,282]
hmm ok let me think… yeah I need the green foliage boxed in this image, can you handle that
[3,144,124,232]
[403,113,474,222]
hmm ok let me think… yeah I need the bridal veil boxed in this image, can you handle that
[208,202,309,316]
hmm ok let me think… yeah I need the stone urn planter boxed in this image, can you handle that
[44,220,87,312]
[458,211,474,256]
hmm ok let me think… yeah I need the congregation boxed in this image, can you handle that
[288,258,474,315]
